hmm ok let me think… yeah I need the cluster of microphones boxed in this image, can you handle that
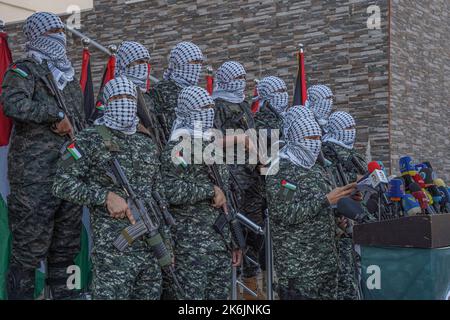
[336,156,450,223]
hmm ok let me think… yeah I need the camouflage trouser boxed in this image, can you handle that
[91,242,162,300]
[173,220,230,300]
[7,183,82,300]
[336,237,360,300]
[278,270,339,300]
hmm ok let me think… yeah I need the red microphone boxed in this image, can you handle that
[409,182,429,211]
[368,161,381,174]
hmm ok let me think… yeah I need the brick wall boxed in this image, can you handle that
[4,0,390,169]
[390,0,450,180]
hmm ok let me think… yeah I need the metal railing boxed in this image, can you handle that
[66,25,159,83]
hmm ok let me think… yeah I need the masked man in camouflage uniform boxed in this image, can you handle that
[305,85,334,129]
[1,12,85,300]
[322,111,367,300]
[53,77,165,299]
[210,61,264,296]
[157,86,242,299]
[149,42,204,142]
[91,41,165,149]
[254,76,289,132]
[265,107,356,300]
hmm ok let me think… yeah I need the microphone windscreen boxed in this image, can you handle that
[408,182,422,193]
[434,179,447,188]
[402,194,422,216]
[422,161,433,170]
[366,197,379,215]
[399,156,415,173]
[411,190,429,209]
[419,168,434,185]
[337,197,364,221]
[368,161,381,174]
[388,178,404,199]
[412,174,425,188]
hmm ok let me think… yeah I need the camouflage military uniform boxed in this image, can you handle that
[265,159,339,300]
[213,98,263,278]
[147,79,182,143]
[254,102,283,133]
[52,126,165,300]
[156,139,231,300]
[1,58,85,299]
[322,142,366,300]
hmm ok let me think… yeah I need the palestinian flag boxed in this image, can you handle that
[67,142,82,160]
[146,63,152,91]
[292,45,307,106]
[0,30,12,147]
[80,47,95,121]
[205,66,214,95]
[250,85,260,114]
[91,55,116,121]
[0,195,10,299]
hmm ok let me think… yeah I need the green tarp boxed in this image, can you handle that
[361,246,450,300]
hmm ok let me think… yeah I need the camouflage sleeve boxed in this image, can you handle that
[213,101,230,133]
[52,130,109,207]
[266,167,330,226]
[156,143,215,206]
[1,66,61,124]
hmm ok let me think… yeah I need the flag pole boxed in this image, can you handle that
[82,37,90,49]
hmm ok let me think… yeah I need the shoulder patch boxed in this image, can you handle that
[11,65,29,78]
[66,142,83,160]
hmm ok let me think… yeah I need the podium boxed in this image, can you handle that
[353,214,450,300]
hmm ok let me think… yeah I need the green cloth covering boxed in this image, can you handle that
[361,246,450,300]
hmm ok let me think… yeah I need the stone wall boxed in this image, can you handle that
[390,0,450,180]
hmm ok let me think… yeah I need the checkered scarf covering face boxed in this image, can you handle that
[211,61,246,104]
[23,12,74,90]
[323,111,356,149]
[171,86,215,140]
[115,41,150,91]
[279,107,322,169]
[305,85,333,127]
[94,76,139,135]
[163,42,204,88]
[257,76,289,114]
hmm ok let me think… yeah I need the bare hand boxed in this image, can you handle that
[52,116,74,139]
[212,185,227,208]
[232,249,242,267]
[106,192,136,224]
[326,182,357,205]
[351,191,363,202]
[337,216,348,230]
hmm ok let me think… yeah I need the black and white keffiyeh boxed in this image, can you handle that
[94,76,139,135]
[257,76,289,114]
[170,86,215,140]
[305,85,333,127]
[279,107,322,169]
[23,12,74,90]
[211,61,246,104]
[323,111,356,150]
[115,41,151,91]
[163,42,204,88]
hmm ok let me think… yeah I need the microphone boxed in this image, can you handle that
[401,194,422,216]
[336,197,366,222]
[387,178,404,217]
[434,179,450,213]
[357,161,381,183]
[388,178,404,201]
[399,156,416,175]
[408,182,434,214]
[420,168,443,211]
